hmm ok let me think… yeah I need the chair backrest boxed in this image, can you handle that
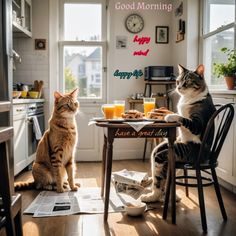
[198,103,235,164]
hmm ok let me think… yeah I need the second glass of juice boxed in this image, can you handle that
[143,97,156,117]
[114,100,125,118]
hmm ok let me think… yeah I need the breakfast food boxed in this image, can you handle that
[147,107,173,120]
[121,110,144,119]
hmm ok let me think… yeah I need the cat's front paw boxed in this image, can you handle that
[71,185,79,191]
[140,190,164,203]
[165,114,180,123]
[56,187,65,193]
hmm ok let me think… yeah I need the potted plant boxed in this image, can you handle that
[213,47,236,90]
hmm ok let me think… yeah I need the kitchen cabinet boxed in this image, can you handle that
[12,0,32,37]
[212,92,236,190]
[13,99,45,175]
[13,104,27,175]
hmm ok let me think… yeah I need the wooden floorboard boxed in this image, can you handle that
[14,160,236,236]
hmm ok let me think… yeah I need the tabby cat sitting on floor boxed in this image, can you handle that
[15,88,80,193]
[141,64,216,202]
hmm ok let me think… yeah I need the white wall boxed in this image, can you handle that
[106,0,173,159]
[171,0,199,73]
[107,0,173,101]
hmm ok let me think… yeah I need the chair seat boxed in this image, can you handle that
[0,194,22,216]
[175,161,218,170]
[0,193,22,236]
[0,216,6,228]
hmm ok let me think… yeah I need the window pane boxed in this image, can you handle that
[64,4,101,41]
[203,28,234,86]
[64,46,102,98]
[204,0,235,33]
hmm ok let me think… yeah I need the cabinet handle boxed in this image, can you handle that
[16,109,23,112]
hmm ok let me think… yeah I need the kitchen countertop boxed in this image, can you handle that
[13,98,45,104]
[210,89,236,95]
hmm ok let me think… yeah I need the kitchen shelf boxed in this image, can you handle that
[0,101,11,112]
[0,127,14,143]
[12,0,32,38]
[13,21,32,38]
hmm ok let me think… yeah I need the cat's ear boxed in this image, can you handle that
[178,64,187,74]
[70,88,79,100]
[195,64,205,77]
[54,91,63,102]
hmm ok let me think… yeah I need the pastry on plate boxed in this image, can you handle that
[121,110,144,119]
[147,107,173,120]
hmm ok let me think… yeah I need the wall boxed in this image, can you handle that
[13,0,50,120]
[107,0,173,101]
[171,0,199,73]
[107,0,173,159]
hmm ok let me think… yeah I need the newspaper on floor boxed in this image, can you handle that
[24,187,139,218]
[112,169,152,193]
[112,169,149,186]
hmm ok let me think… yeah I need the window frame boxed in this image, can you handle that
[200,0,236,89]
[59,0,107,104]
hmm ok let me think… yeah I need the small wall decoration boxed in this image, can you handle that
[35,39,46,50]
[175,1,183,17]
[155,26,169,44]
[116,36,127,49]
[176,19,185,43]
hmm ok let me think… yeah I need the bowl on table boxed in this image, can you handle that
[124,202,146,216]
[20,91,28,98]
[28,91,39,99]
[12,91,21,99]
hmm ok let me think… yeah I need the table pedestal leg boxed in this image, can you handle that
[162,128,176,224]
[104,135,114,221]
[101,135,107,197]
[163,161,171,219]
[170,141,176,224]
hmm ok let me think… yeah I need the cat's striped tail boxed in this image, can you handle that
[14,181,35,191]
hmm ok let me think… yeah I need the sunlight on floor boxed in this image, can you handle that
[77,178,99,187]
[177,189,198,210]
[23,221,39,236]
[149,212,162,219]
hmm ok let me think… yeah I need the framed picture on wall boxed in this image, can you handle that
[155,26,169,44]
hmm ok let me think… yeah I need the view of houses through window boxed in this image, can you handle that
[64,46,102,98]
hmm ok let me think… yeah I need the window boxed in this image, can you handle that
[201,0,235,88]
[59,0,106,101]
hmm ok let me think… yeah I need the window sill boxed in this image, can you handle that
[209,89,236,95]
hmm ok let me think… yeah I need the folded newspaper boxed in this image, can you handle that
[24,187,129,217]
[112,169,151,192]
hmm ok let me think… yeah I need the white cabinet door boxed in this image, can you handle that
[213,97,236,185]
[13,106,27,175]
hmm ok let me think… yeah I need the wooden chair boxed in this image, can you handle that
[0,127,23,236]
[164,103,235,232]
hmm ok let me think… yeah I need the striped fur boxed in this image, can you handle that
[14,88,80,193]
[141,65,216,203]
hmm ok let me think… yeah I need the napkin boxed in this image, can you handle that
[88,120,97,126]
[124,121,154,132]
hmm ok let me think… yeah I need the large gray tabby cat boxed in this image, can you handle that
[141,64,216,202]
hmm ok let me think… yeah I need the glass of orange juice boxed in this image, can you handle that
[101,104,115,119]
[114,100,125,118]
[143,97,156,117]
